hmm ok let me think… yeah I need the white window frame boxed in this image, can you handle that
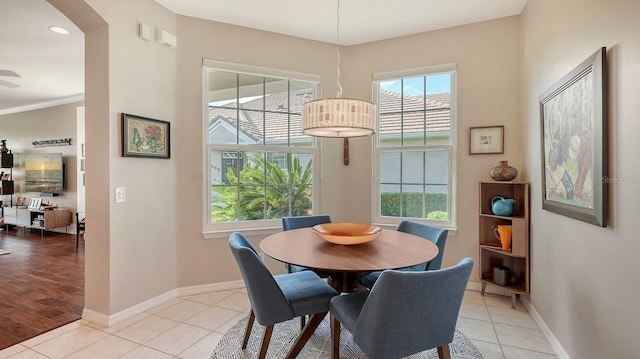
[371,64,457,230]
[202,59,321,238]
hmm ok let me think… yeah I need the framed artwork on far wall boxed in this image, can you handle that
[539,47,607,227]
[122,113,171,159]
[469,125,504,154]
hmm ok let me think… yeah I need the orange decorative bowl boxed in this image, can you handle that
[311,223,382,245]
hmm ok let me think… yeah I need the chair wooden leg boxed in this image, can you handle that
[437,344,451,359]
[258,325,274,359]
[300,315,306,330]
[330,314,341,359]
[285,311,328,359]
[242,310,255,349]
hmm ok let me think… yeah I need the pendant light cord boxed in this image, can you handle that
[336,0,343,98]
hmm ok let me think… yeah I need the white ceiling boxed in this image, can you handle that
[0,0,526,115]
[0,0,84,115]
[156,0,527,46]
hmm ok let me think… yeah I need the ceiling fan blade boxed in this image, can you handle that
[0,79,20,88]
[0,70,20,77]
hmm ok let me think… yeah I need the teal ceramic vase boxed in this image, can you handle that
[491,196,516,216]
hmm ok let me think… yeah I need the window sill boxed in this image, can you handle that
[204,223,456,239]
[202,225,281,239]
[373,222,457,237]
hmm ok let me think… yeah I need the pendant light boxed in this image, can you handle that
[302,0,375,140]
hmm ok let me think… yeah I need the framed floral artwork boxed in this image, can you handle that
[122,113,170,159]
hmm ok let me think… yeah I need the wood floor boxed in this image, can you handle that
[0,226,84,350]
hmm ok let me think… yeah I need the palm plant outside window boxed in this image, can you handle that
[205,63,319,230]
[373,66,456,227]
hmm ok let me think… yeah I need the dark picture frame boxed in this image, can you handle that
[469,125,504,154]
[539,47,606,226]
[122,113,170,159]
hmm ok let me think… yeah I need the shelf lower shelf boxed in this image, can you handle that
[481,278,527,294]
[479,213,525,220]
[480,244,526,258]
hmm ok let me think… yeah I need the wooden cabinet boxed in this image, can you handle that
[3,207,30,226]
[3,207,71,234]
[479,181,529,309]
[39,209,72,230]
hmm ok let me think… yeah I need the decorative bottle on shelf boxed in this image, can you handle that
[489,161,518,181]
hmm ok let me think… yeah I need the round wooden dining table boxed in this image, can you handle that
[260,227,439,292]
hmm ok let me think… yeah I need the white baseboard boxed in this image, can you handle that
[81,308,110,327]
[467,282,570,358]
[82,289,178,327]
[81,278,567,359]
[82,281,246,327]
[520,296,570,359]
[177,280,245,297]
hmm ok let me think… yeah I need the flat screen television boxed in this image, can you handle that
[24,153,64,194]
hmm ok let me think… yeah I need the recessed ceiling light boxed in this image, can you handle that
[49,26,70,35]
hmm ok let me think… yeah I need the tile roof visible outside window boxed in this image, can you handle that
[209,89,450,141]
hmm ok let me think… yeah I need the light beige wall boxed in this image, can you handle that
[0,102,82,213]
[344,17,522,277]
[521,0,640,357]
[93,0,177,314]
[173,16,520,286]
[53,0,178,315]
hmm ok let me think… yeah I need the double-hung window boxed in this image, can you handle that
[203,60,320,234]
[372,65,457,228]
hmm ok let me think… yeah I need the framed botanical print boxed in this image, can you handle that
[122,113,170,159]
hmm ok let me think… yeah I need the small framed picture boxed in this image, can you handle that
[122,113,170,159]
[469,125,504,155]
[28,197,43,210]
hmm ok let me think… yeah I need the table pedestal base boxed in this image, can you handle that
[328,271,369,293]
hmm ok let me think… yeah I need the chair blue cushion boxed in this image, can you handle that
[282,215,332,231]
[230,231,339,359]
[282,215,332,277]
[229,233,293,326]
[359,271,381,289]
[229,232,338,326]
[275,270,337,316]
[331,258,473,359]
[327,290,368,332]
[360,220,448,289]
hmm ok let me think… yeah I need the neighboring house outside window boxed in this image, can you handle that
[372,65,457,228]
[203,60,320,234]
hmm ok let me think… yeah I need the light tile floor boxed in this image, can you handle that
[0,289,557,359]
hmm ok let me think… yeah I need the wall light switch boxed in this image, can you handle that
[115,187,126,203]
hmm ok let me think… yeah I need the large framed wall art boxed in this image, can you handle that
[539,47,607,226]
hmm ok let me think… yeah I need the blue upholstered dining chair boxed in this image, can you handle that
[330,257,473,359]
[281,215,332,275]
[360,219,449,289]
[228,232,338,359]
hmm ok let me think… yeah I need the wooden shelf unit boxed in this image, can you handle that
[1,152,14,196]
[3,207,72,237]
[479,181,529,309]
